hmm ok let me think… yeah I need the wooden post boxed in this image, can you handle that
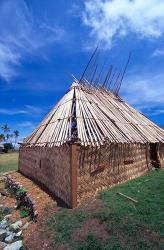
[70,144,78,208]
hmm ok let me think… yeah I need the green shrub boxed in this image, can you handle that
[19,206,30,218]
[3,143,14,153]
[16,187,27,197]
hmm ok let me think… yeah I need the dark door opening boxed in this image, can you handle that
[149,143,160,168]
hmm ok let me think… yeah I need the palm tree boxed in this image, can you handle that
[13,130,20,148]
[6,134,11,143]
[0,134,5,142]
[1,124,11,143]
[9,133,14,144]
[1,124,10,134]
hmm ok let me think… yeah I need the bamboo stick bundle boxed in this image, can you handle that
[78,92,89,146]
[83,91,125,142]
[79,91,103,145]
[89,94,132,141]
[58,98,72,143]
[78,93,96,144]
[76,88,89,146]
[76,93,85,145]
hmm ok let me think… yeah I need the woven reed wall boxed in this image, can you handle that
[159,143,164,168]
[19,144,71,206]
[77,143,150,205]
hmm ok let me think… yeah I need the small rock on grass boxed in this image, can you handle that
[10,221,22,232]
[4,214,12,220]
[2,207,13,215]
[5,234,14,244]
[0,241,7,249]
[4,240,23,250]
[0,229,7,241]
[0,190,9,197]
[6,229,15,237]
[0,219,8,229]
[15,231,22,237]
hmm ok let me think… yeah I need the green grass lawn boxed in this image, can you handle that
[0,151,18,173]
[46,169,164,250]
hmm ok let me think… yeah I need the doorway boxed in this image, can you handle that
[149,143,160,168]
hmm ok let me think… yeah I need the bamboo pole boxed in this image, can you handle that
[117,192,138,203]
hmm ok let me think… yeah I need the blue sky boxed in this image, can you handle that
[0,0,164,140]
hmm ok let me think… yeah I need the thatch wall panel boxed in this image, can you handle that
[19,144,71,206]
[77,143,150,205]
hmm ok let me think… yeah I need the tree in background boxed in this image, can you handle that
[0,134,5,142]
[1,124,10,142]
[1,124,10,135]
[3,143,14,153]
[0,124,20,152]
[13,130,20,148]
[6,133,11,143]
[9,133,14,144]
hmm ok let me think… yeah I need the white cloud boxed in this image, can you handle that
[0,0,65,81]
[24,105,43,114]
[146,109,164,116]
[0,44,21,80]
[83,0,164,48]
[18,121,35,130]
[0,105,46,116]
[152,47,164,57]
[0,109,27,115]
[121,73,164,112]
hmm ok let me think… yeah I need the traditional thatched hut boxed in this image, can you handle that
[19,80,164,208]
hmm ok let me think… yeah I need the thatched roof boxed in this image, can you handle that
[23,82,164,147]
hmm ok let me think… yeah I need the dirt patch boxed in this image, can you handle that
[117,231,128,247]
[58,244,71,250]
[73,218,110,242]
[24,222,54,250]
[139,227,161,242]
[80,198,106,215]
[23,203,59,250]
